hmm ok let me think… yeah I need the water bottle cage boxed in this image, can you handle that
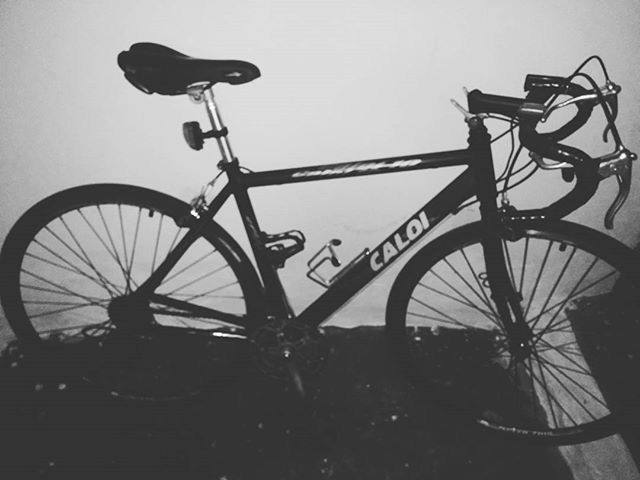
[263,230,306,268]
[306,239,370,288]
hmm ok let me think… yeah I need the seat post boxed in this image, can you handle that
[202,88,235,164]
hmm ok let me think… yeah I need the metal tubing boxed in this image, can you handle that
[297,168,478,327]
[203,88,235,163]
[241,149,472,187]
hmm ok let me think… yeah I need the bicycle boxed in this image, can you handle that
[1,42,638,445]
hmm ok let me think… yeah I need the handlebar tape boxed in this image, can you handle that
[519,117,600,218]
[467,90,523,117]
[524,75,593,142]
[466,75,601,218]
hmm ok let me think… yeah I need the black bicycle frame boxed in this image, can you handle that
[140,118,511,329]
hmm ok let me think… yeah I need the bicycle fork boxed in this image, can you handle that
[467,116,530,358]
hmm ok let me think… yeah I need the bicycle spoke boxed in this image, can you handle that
[524,240,553,318]
[151,214,164,274]
[441,256,496,318]
[534,351,595,378]
[162,264,230,296]
[117,204,132,292]
[519,237,529,295]
[35,320,112,335]
[526,352,562,428]
[536,337,593,378]
[22,269,111,307]
[530,246,577,325]
[24,299,100,306]
[21,283,105,301]
[25,250,119,297]
[96,205,129,284]
[163,249,217,284]
[535,319,575,336]
[535,355,603,420]
[180,280,240,303]
[43,224,121,296]
[77,208,132,290]
[28,298,110,319]
[460,248,499,318]
[528,265,614,333]
[125,207,143,289]
[409,296,474,329]
[419,276,500,327]
[536,337,581,355]
[535,255,599,328]
[167,226,183,256]
[536,335,583,357]
[502,240,518,292]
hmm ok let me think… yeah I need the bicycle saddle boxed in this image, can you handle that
[117,43,261,95]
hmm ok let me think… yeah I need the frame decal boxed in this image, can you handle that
[242,150,472,187]
[370,210,430,271]
[291,158,424,178]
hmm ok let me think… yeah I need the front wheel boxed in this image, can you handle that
[386,219,640,444]
[0,184,264,400]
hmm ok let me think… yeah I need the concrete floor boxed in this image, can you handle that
[0,327,636,479]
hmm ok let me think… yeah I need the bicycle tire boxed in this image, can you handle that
[385,219,640,444]
[0,183,264,400]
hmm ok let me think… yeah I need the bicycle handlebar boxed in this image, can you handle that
[523,75,595,142]
[466,68,635,226]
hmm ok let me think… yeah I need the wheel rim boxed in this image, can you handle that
[18,202,248,339]
[393,228,640,439]
[7,193,255,400]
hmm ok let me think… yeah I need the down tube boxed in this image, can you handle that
[297,168,477,327]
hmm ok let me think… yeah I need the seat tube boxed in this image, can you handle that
[203,88,235,164]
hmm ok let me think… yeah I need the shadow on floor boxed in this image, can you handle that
[0,327,576,479]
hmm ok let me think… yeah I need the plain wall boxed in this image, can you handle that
[1,1,640,478]
[2,0,639,334]
[2,0,640,337]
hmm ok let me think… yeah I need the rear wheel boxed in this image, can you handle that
[386,219,640,443]
[0,184,263,400]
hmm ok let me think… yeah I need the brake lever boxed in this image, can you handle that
[604,162,631,229]
[541,81,619,123]
[599,146,636,229]
[603,94,619,143]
